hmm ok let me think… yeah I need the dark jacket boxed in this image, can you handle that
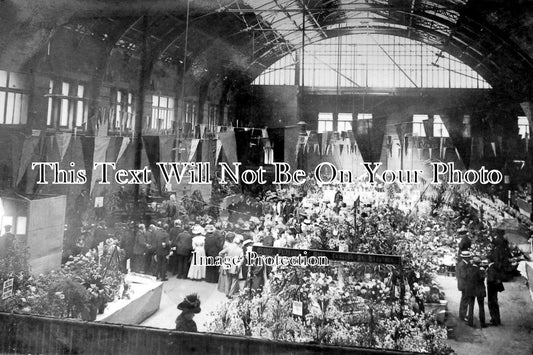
[464,263,483,297]
[175,231,193,255]
[204,233,223,257]
[154,229,171,257]
[456,259,467,291]
[175,313,197,332]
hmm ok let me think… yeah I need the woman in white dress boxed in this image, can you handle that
[188,225,206,280]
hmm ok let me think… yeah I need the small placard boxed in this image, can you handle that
[292,300,303,316]
[94,197,104,208]
[2,278,14,300]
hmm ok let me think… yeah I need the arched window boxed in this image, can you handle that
[253,34,490,89]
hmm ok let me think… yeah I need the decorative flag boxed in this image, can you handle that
[55,133,72,162]
[219,131,238,165]
[116,137,130,163]
[215,140,223,164]
[491,142,497,156]
[91,137,111,194]
[189,139,200,162]
[261,128,268,138]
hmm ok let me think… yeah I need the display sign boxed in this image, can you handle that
[94,197,104,208]
[292,300,303,316]
[253,246,402,265]
[2,278,14,300]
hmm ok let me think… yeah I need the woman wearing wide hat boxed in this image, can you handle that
[175,294,201,332]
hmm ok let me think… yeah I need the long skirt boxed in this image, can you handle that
[217,268,231,294]
[205,265,219,283]
[187,248,206,280]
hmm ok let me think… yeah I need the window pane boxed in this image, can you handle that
[13,93,22,124]
[47,97,53,126]
[60,98,69,126]
[160,96,168,108]
[9,73,28,90]
[168,98,174,109]
[117,90,122,103]
[77,85,84,98]
[21,94,28,125]
[152,95,159,107]
[76,100,84,127]
[128,93,132,105]
[0,71,7,87]
[62,82,70,96]
[0,91,5,124]
[5,92,15,124]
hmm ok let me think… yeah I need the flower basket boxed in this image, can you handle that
[424,300,448,324]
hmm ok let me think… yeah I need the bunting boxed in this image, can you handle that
[55,133,72,162]
[91,137,111,194]
[218,131,238,165]
[116,137,130,163]
[16,136,41,186]
[189,139,200,162]
[215,140,223,164]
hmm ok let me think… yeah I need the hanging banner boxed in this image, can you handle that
[491,142,497,157]
[219,131,238,165]
[215,140,223,164]
[261,128,269,138]
[116,137,130,163]
[90,137,111,194]
[16,136,41,185]
[55,133,72,162]
[189,139,200,162]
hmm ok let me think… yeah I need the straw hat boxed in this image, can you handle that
[191,225,205,235]
[460,251,472,258]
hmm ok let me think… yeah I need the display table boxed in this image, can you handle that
[96,273,163,325]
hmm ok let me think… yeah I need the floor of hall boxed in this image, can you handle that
[140,273,533,355]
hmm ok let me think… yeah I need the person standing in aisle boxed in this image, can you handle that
[456,251,471,321]
[175,223,193,279]
[485,256,503,326]
[472,257,487,327]
[154,225,170,281]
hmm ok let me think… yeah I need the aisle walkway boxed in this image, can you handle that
[142,274,533,354]
[140,277,227,331]
[438,274,533,355]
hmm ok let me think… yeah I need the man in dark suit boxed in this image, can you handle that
[175,224,193,279]
[486,256,503,326]
[154,226,170,281]
[456,250,471,321]
[204,225,223,283]
[464,255,485,327]
[168,220,183,275]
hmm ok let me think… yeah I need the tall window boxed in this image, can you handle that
[433,115,450,138]
[518,116,530,139]
[338,113,353,132]
[356,113,372,134]
[47,79,88,129]
[184,100,198,127]
[412,115,427,137]
[318,112,333,133]
[0,70,29,125]
[207,104,218,129]
[151,95,174,130]
[114,89,134,130]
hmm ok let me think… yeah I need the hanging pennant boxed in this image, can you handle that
[16,136,40,185]
[491,142,497,156]
[189,139,200,162]
[91,137,111,195]
[215,140,223,164]
[55,133,72,162]
[116,137,130,163]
